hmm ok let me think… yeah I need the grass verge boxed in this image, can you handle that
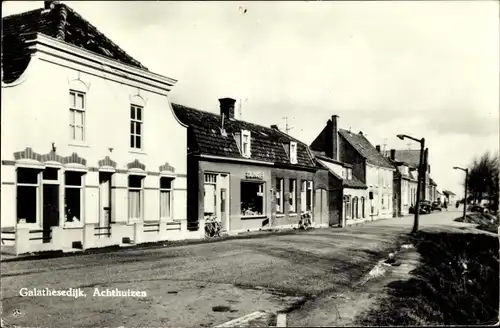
[355,231,499,326]
[455,212,499,233]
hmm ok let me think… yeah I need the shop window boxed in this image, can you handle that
[65,171,83,222]
[276,178,284,213]
[160,177,173,219]
[16,168,40,224]
[128,175,143,221]
[204,173,217,215]
[241,181,264,216]
[288,179,297,213]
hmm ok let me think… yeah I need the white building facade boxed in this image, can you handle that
[1,6,202,254]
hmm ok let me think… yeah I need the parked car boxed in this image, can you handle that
[420,201,432,214]
[409,201,432,214]
[431,201,442,211]
[468,204,485,213]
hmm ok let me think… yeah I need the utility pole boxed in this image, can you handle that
[281,116,294,134]
[421,148,428,201]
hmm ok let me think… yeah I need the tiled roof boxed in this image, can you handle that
[316,158,367,189]
[310,150,353,168]
[429,178,437,186]
[338,129,394,169]
[2,3,146,83]
[393,150,421,168]
[172,103,316,168]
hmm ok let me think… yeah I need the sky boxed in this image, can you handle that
[3,0,499,195]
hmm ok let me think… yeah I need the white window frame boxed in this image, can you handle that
[347,168,352,180]
[64,170,84,224]
[289,179,297,213]
[16,168,41,227]
[130,104,144,150]
[300,180,307,212]
[160,177,174,220]
[276,178,284,214]
[204,173,217,215]
[241,130,251,158]
[128,175,144,222]
[69,90,86,142]
[290,142,297,164]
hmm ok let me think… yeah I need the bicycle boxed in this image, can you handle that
[204,215,222,238]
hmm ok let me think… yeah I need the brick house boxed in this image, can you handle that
[172,98,329,234]
[386,150,418,217]
[310,115,395,223]
[1,2,202,255]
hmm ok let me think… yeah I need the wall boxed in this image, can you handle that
[1,53,187,229]
[198,160,273,232]
[338,136,366,183]
[271,167,316,227]
[343,187,369,225]
[366,165,394,220]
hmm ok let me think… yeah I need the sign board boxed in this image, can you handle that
[245,172,264,180]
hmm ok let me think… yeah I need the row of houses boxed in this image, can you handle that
[0,2,444,255]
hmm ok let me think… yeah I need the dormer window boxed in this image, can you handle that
[241,130,251,158]
[347,168,352,180]
[290,142,297,164]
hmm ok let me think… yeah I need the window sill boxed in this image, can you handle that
[127,219,142,225]
[276,213,285,218]
[16,223,39,229]
[288,213,298,217]
[68,143,90,148]
[241,215,266,220]
[129,149,147,155]
[63,222,84,229]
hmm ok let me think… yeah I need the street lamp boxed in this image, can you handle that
[453,166,469,221]
[397,134,425,234]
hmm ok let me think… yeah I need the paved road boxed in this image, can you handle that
[1,210,468,327]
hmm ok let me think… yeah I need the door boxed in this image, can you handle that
[219,174,229,231]
[99,172,112,238]
[43,184,59,243]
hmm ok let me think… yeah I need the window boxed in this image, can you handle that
[361,197,365,218]
[342,168,347,179]
[288,179,297,213]
[130,105,143,149]
[300,181,313,212]
[160,177,173,219]
[69,90,85,142]
[344,195,351,219]
[204,174,217,215]
[353,197,358,218]
[241,181,264,216]
[241,130,251,158]
[17,168,40,224]
[347,168,352,180]
[65,171,83,222]
[290,142,297,164]
[128,175,143,221]
[276,178,284,213]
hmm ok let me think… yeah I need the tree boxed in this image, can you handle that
[466,152,499,212]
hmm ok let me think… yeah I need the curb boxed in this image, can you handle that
[213,311,271,327]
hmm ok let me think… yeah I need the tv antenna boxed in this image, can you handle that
[238,97,248,120]
[281,116,294,134]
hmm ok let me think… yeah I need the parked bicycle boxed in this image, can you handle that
[204,215,222,238]
[298,211,312,230]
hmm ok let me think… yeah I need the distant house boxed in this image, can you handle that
[1,1,199,255]
[310,115,395,224]
[443,190,457,205]
[393,149,436,201]
[172,98,328,234]
[429,178,438,202]
[386,150,418,217]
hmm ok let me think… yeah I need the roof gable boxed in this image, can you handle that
[338,129,394,169]
[2,3,146,83]
[393,150,421,168]
[172,103,316,168]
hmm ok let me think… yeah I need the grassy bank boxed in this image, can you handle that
[455,212,499,233]
[355,231,499,326]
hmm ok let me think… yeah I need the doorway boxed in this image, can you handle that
[219,175,229,231]
[99,172,112,238]
[42,184,59,243]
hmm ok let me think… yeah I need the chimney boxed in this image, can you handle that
[271,125,279,130]
[331,115,339,161]
[44,1,59,9]
[376,145,381,153]
[358,131,363,136]
[390,149,396,160]
[219,98,236,121]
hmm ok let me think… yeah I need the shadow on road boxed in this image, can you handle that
[355,231,499,326]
